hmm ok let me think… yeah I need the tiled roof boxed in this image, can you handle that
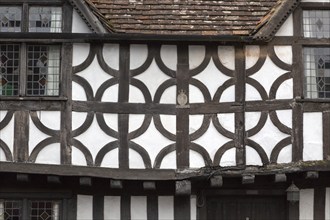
[86,0,287,36]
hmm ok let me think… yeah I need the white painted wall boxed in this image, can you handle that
[0,111,14,159]
[303,113,323,161]
[300,189,314,220]
[158,196,174,220]
[275,14,293,36]
[131,196,147,220]
[104,196,121,220]
[77,195,93,220]
[191,196,197,220]
[72,10,92,33]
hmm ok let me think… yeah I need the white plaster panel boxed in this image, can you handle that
[104,114,118,132]
[249,56,289,98]
[72,81,87,101]
[220,85,235,103]
[38,111,61,130]
[276,110,292,129]
[72,112,88,131]
[218,113,235,133]
[76,57,113,97]
[189,84,205,103]
[220,148,236,167]
[0,148,6,161]
[134,60,171,101]
[75,116,117,161]
[303,113,323,161]
[247,113,290,160]
[193,59,231,99]
[131,196,147,220]
[245,46,260,70]
[160,151,176,169]
[71,146,87,166]
[275,14,293,36]
[35,143,61,165]
[104,196,121,220]
[103,44,120,70]
[189,45,206,69]
[29,117,50,154]
[191,196,197,220]
[158,196,174,220]
[189,115,204,134]
[245,112,261,131]
[129,114,145,133]
[190,150,206,168]
[0,111,14,156]
[160,115,176,134]
[246,84,262,101]
[132,117,175,166]
[160,86,176,104]
[77,195,93,220]
[102,84,119,102]
[101,148,119,168]
[274,46,293,65]
[129,85,145,103]
[193,121,232,163]
[277,145,292,163]
[246,146,263,166]
[326,188,330,220]
[300,189,314,220]
[277,78,293,99]
[72,43,90,67]
[129,148,145,169]
[72,10,92,33]
[130,44,148,70]
[218,46,235,70]
[160,45,177,71]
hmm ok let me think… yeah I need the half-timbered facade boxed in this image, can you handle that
[0,0,330,219]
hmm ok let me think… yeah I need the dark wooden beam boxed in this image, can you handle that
[274,174,287,183]
[305,171,319,179]
[242,175,255,184]
[314,188,326,220]
[143,181,156,191]
[210,176,223,187]
[176,180,191,195]
[47,175,61,184]
[16,173,29,182]
[121,195,131,220]
[13,111,29,162]
[174,196,190,220]
[147,195,158,220]
[79,177,92,186]
[110,180,123,189]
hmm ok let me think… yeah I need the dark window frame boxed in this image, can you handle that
[0,0,72,99]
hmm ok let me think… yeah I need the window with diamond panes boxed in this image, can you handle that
[0,7,21,32]
[30,201,60,220]
[0,200,22,220]
[0,44,20,96]
[27,45,61,96]
[303,10,330,38]
[29,7,62,33]
[304,47,330,98]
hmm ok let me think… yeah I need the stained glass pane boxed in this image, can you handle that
[303,10,330,38]
[304,47,330,98]
[0,44,20,96]
[30,201,60,220]
[27,45,61,96]
[29,7,62,33]
[0,7,21,32]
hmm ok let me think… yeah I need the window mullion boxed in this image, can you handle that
[22,3,29,33]
[22,198,28,220]
[19,43,27,96]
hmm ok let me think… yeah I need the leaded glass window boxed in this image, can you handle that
[27,45,61,96]
[304,47,330,98]
[303,10,330,38]
[30,201,60,220]
[0,44,20,96]
[0,200,22,220]
[29,7,62,33]
[0,7,21,32]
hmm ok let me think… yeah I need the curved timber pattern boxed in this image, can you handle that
[0,43,296,169]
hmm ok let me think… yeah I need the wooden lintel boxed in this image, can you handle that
[176,180,191,195]
[16,173,29,182]
[305,171,319,179]
[274,174,287,183]
[143,181,156,190]
[110,180,123,189]
[47,175,61,184]
[242,175,255,184]
[80,177,92,186]
[210,176,223,188]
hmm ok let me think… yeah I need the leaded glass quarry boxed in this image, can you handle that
[303,10,330,38]
[29,7,62,33]
[0,7,21,32]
